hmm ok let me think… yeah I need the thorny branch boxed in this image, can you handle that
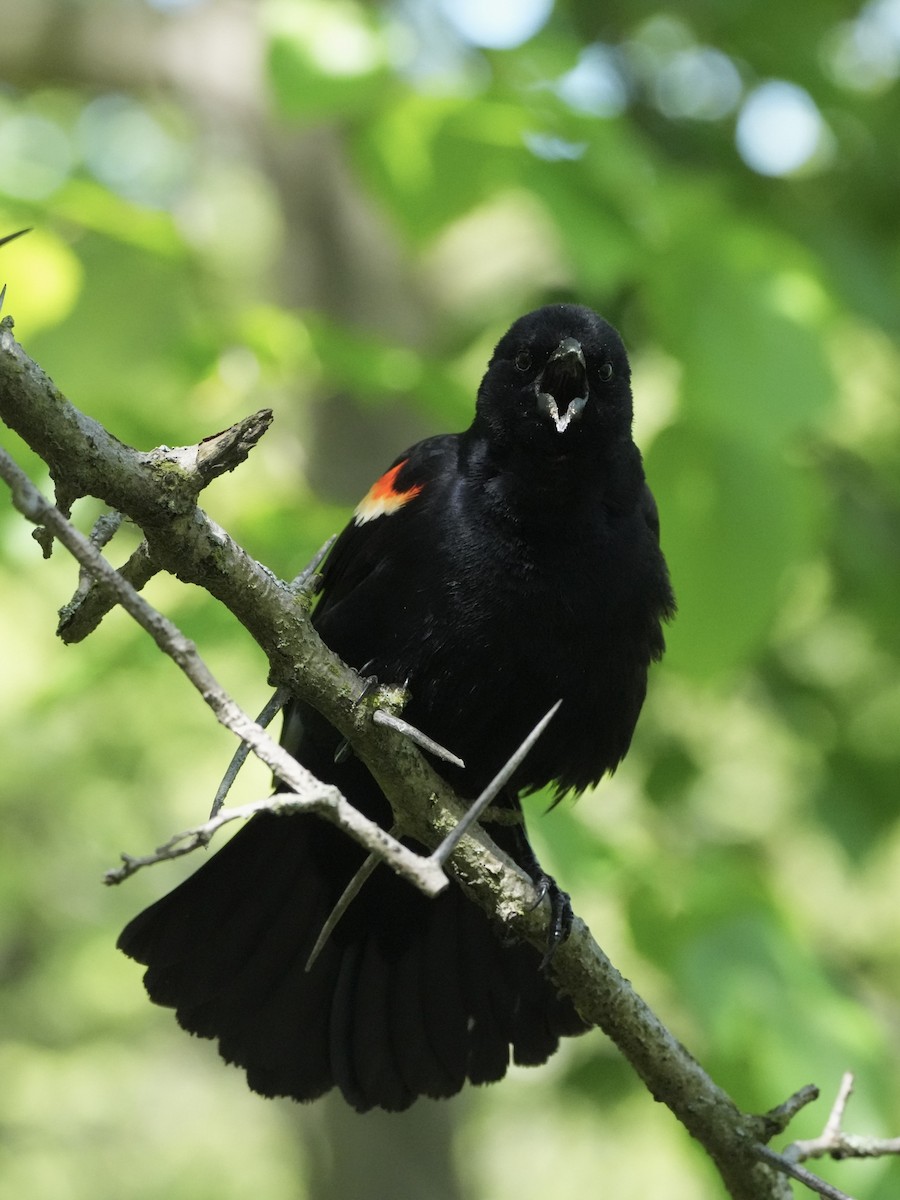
[753,1147,856,1200]
[785,1072,900,1167]
[0,442,447,899]
[2,312,898,1200]
[209,686,293,818]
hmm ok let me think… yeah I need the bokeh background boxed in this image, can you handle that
[2,1,900,1197]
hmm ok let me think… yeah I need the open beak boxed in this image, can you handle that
[534,338,588,433]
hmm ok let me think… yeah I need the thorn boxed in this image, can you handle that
[333,668,380,763]
[209,687,290,817]
[429,699,562,869]
[823,1072,855,1143]
[305,845,386,970]
[373,709,465,769]
[1,229,31,314]
[289,535,336,593]
[0,228,31,248]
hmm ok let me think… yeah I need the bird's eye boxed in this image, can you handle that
[599,362,613,381]
[514,351,532,372]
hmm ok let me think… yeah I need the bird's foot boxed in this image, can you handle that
[334,669,381,763]
[527,871,573,969]
[500,807,574,967]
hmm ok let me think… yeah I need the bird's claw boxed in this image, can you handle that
[527,872,573,969]
[334,671,381,763]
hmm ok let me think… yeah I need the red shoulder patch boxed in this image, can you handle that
[353,460,423,525]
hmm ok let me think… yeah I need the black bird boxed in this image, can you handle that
[118,304,675,1112]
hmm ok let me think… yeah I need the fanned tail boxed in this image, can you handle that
[118,810,587,1113]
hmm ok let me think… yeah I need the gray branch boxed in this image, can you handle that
[0,313,884,1200]
[0,440,447,899]
[104,793,442,893]
[784,1072,900,1166]
[58,537,158,642]
[753,1146,856,1200]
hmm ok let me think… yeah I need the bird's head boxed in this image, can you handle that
[474,304,634,455]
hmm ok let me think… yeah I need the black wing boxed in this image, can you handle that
[310,433,459,668]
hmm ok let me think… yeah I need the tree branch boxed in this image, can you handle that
[753,1145,855,1200]
[103,793,440,892]
[58,537,158,642]
[1,314,890,1200]
[0,440,448,898]
[784,1072,900,1165]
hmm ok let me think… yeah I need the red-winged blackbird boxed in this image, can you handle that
[118,304,675,1112]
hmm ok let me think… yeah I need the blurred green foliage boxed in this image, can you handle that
[2,0,900,1197]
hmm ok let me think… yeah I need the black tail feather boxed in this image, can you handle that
[118,809,588,1112]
